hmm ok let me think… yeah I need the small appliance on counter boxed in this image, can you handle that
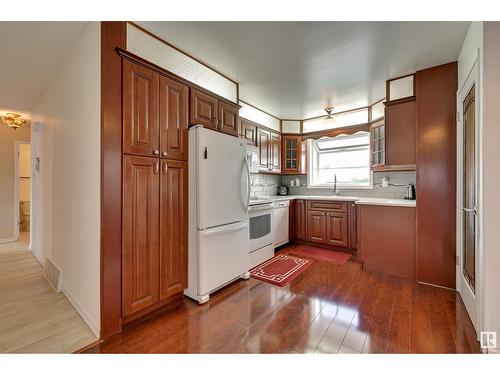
[278,185,289,195]
[405,184,416,200]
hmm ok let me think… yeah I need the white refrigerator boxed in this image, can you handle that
[184,126,250,304]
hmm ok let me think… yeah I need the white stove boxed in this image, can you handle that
[248,198,274,268]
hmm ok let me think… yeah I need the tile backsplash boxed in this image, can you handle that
[253,171,416,199]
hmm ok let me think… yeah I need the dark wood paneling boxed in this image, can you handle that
[101,21,126,339]
[270,132,281,172]
[307,210,327,244]
[190,88,218,129]
[123,60,159,157]
[415,62,457,289]
[348,202,357,250]
[385,98,416,166]
[159,77,189,161]
[358,205,416,280]
[307,200,347,213]
[294,199,306,240]
[122,155,160,316]
[239,119,257,146]
[257,128,270,171]
[160,160,188,300]
[218,101,239,136]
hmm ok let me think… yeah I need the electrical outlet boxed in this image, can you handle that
[381,176,389,188]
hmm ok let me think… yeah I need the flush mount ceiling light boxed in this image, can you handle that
[1,112,26,130]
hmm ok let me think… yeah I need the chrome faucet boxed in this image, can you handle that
[332,174,338,196]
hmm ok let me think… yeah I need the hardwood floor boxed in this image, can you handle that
[0,236,97,353]
[85,244,479,354]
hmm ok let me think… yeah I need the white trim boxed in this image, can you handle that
[63,287,99,339]
[456,52,482,338]
[0,237,16,244]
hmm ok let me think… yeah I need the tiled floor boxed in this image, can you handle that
[0,235,97,353]
[85,244,479,354]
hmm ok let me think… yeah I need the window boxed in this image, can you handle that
[308,132,372,188]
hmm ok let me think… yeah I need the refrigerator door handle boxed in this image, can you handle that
[200,222,249,237]
[244,157,251,211]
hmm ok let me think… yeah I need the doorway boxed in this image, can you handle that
[14,141,31,245]
[457,58,481,336]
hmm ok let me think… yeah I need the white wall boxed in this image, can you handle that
[30,22,101,337]
[482,21,500,351]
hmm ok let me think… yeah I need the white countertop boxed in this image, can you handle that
[253,195,416,208]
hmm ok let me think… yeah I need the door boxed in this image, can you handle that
[240,119,257,146]
[384,99,416,167]
[307,210,327,244]
[159,160,188,300]
[122,155,159,316]
[257,128,270,171]
[270,132,281,172]
[295,199,306,240]
[160,76,189,161]
[123,60,159,157]
[272,206,289,247]
[457,60,480,333]
[190,88,218,129]
[194,127,248,229]
[326,212,348,247]
[282,135,301,174]
[218,102,239,137]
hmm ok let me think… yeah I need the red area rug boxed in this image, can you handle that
[288,245,351,265]
[249,254,312,287]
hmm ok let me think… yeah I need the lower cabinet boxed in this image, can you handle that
[122,155,187,317]
[307,210,327,244]
[326,212,348,247]
[305,201,349,248]
[294,199,306,240]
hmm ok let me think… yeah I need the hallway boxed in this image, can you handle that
[0,238,97,353]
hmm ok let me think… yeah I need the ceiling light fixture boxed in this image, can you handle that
[323,106,335,122]
[1,112,26,130]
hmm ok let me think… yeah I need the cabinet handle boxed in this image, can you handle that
[162,161,168,175]
[154,161,159,175]
[162,151,168,157]
[153,149,160,156]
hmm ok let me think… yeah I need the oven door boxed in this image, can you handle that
[249,205,273,253]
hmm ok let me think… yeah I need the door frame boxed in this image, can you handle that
[456,53,483,338]
[13,140,31,244]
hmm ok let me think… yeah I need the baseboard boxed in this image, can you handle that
[31,248,44,266]
[0,237,15,244]
[63,287,100,339]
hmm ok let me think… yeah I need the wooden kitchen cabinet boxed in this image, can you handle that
[257,127,281,173]
[159,160,188,300]
[326,212,348,247]
[123,60,159,157]
[240,119,257,146]
[218,101,239,136]
[123,156,188,317]
[159,76,189,161]
[384,97,416,168]
[294,199,307,240]
[190,88,218,129]
[122,155,160,316]
[307,210,327,244]
[282,135,302,174]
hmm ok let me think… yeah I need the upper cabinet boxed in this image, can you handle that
[123,60,189,160]
[123,60,160,157]
[239,119,257,146]
[282,135,306,174]
[160,76,189,161]
[190,88,240,136]
[257,127,281,173]
[370,120,385,168]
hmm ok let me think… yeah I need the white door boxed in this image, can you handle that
[457,59,480,334]
[195,127,249,229]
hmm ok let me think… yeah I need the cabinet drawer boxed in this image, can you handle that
[307,200,347,213]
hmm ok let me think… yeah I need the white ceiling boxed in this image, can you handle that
[137,21,470,119]
[0,22,88,115]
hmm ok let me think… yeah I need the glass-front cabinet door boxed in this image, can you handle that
[282,135,302,174]
[370,121,385,169]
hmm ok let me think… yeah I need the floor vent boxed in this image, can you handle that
[45,258,63,293]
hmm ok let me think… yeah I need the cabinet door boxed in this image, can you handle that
[159,160,188,300]
[218,101,239,137]
[295,199,306,240]
[385,99,416,166]
[190,88,218,129]
[123,60,159,157]
[307,210,327,244]
[257,128,270,171]
[122,155,160,316]
[160,77,189,161]
[270,132,281,172]
[282,135,301,174]
[240,119,257,146]
[326,212,348,247]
